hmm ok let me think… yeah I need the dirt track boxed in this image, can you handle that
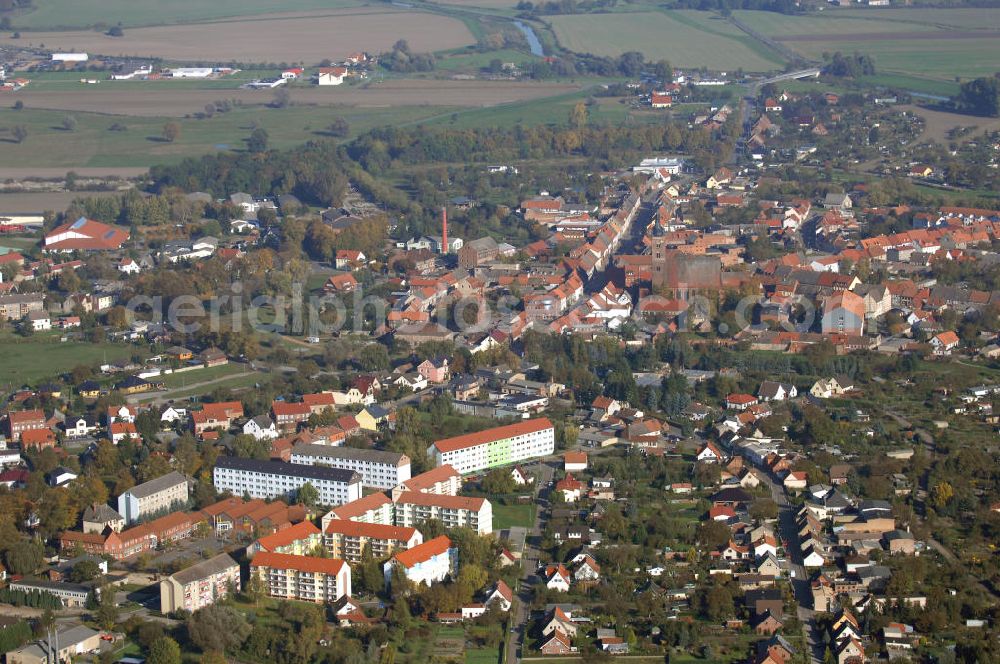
[11,80,580,116]
[0,9,473,62]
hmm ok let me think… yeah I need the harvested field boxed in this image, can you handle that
[0,190,122,213]
[0,167,148,178]
[550,10,784,71]
[0,9,474,62]
[11,0,363,29]
[11,80,579,116]
[901,104,1000,144]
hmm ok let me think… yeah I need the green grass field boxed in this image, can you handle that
[785,36,1000,81]
[832,7,1000,30]
[0,104,462,168]
[12,0,363,29]
[734,8,1000,82]
[465,648,500,664]
[0,334,139,385]
[491,502,536,530]
[549,10,785,71]
[155,362,249,389]
[733,10,938,36]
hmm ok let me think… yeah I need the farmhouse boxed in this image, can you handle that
[318,67,348,85]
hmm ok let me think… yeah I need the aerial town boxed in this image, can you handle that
[0,0,999,662]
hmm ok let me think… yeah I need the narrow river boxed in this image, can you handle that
[513,20,545,57]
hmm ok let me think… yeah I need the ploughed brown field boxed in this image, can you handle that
[0,9,474,62]
[10,80,580,116]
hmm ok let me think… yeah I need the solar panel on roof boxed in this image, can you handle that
[71,217,87,229]
[103,230,115,239]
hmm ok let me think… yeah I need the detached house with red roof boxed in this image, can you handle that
[726,393,759,411]
[44,217,129,252]
[335,249,366,269]
[930,330,960,355]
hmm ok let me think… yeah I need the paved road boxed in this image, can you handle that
[756,469,821,664]
[507,460,555,664]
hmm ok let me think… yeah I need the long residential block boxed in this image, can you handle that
[117,470,189,525]
[427,418,555,475]
[324,519,423,562]
[394,491,492,535]
[250,552,351,603]
[213,456,361,507]
[290,443,411,490]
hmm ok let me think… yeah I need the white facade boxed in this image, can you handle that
[393,492,493,535]
[52,53,88,62]
[427,418,555,475]
[170,68,213,78]
[384,537,456,588]
[290,444,411,490]
[213,457,362,506]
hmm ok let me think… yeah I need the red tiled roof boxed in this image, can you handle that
[324,520,417,541]
[45,217,129,251]
[9,409,44,425]
[330,492,392,520]
[255,520,320,551]
[392,535,451,568]
[272,401,312,417]
[403,465,460,492]
[250,551,346,575]
[395,491,485,511]
[432,418,552,454]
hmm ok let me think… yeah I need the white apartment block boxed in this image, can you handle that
[117,471,189,525]
[159,553,240,614]
[395,464,461,495]
[213,457,361,507]
[384,535,456,588]
[323,520,423,562]
[321,492,395,532]
[427,418,555,475]
[250,552,351,603]
[394,491,492,535]
[290,444,411,490]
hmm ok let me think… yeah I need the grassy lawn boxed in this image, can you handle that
[856,73,959,98]
[465,648,500,664]
[155,362,249,388]
[135,371,263,401]
[491,502,536,530]
[549,10,784,71]
[0,333,141,385]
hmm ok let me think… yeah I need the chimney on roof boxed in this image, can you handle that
[441,206,448,255]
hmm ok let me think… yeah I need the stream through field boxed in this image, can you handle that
[513,20,545,57]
